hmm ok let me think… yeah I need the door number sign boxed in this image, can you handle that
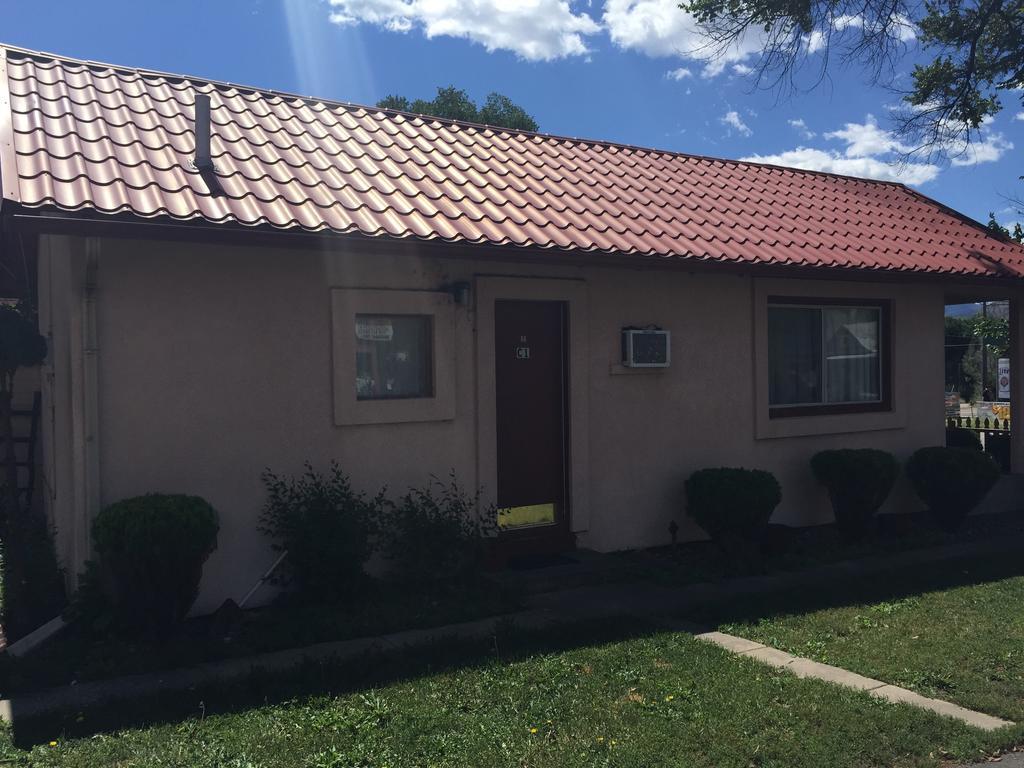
[516,335,530,360]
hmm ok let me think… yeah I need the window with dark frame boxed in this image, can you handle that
[354,314,434,400]
[767,298,891,417]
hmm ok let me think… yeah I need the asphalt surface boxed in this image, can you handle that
[958,752,1024,768]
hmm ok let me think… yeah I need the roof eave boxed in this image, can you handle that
[9,206,1024,288]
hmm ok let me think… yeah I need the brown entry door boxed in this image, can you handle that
[494,300,571,554]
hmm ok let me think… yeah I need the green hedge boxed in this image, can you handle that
[91,494,218,635]
[811,449,899,541]
[906,447,1000,532]
[684,467,781,573]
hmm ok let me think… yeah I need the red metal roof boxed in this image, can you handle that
[2,44,1023,279]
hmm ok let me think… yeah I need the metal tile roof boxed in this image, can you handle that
[2,44,1023,279]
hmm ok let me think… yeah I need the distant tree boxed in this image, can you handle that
[376,95,410,112]
[478,93,540,132]
[376,86,539,131]
[945,315,978,400]
[986,212,1024,243]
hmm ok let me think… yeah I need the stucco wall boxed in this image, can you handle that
[43,234,961,612]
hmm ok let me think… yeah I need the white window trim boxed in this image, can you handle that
[332,288,455,426]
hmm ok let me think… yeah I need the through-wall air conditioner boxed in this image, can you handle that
[621,327,670,368]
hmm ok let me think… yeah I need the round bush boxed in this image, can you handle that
[684,468,781,572]
[945,427,982,451]
[906,447,1000,532]
[810,449,899,541]
[92,494,219,635]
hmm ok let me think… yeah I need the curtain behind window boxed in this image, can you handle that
[823,307,880,403]
[768,307,822,405]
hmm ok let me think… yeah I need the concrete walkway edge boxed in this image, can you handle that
[694,630,1014,732]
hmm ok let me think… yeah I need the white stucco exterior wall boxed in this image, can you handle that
[37,233,1007,612]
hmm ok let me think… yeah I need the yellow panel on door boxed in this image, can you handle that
[497,503,556,529]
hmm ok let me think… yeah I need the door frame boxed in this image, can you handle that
[475,276,591,541]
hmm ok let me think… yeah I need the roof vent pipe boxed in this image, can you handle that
[194,93,212,170]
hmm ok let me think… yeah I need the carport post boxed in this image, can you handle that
[1010,294,1024,474]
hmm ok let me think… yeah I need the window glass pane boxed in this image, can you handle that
[355,314,433,400]
[768,307,822,405]
[823,307,881,403]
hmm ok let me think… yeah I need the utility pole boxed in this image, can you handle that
[981,301,988,401]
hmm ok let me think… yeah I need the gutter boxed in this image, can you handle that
[8,209,1024,290]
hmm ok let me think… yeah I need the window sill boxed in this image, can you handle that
[769,402,891,419]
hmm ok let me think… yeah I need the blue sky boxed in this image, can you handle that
[7,0,1023,226]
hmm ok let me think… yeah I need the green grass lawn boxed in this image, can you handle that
[697,555,1024,723]
[3,621,1023,768]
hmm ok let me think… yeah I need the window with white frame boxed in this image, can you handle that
[767,298,890,415]
[332,288,455,426]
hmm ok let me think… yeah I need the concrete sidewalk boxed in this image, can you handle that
[959,752,1024,768]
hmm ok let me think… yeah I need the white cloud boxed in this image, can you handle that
[824,114,906,157]
[731,63,753,75]
[806,13,915,53]
[1015,112,1024,122]
[742,114,939,185]
[788,118,816,139]
[665,67,693,81]
[741,147,940,185]
[949,133,1013,166]
[721,110,752,137]
[753,113,1008,183]
[327,0,601,61]
[603,0,763,77]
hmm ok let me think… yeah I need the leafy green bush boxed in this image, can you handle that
[260,462,384,603]
[379,474,497,584]
[90,494,218,635]
[684,468,782,573]
[946,427,982,450]
[810,449,899,541]
[906,447,1000,532]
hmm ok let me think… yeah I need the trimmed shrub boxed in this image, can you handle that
[379,474,497,584]
[906,447,1000,532]
[260,462,383,603]
[810,449,899,541]
[91,494,218,635]
[946,426,983,451]
[684,468,782,573]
